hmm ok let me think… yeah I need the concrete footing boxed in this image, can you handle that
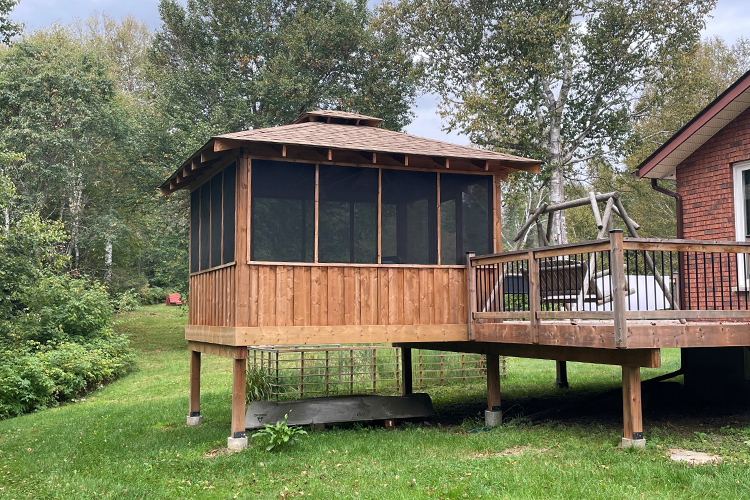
[621,437,646,448]
[227,435,248,451]
[485,410,502,427]
[186,414,203,426]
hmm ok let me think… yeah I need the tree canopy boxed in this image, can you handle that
[379,0,716,243]
[153,0,419,152]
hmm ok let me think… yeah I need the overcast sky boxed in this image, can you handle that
[9,0,750,144]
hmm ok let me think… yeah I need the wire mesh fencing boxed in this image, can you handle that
[248,345,505,400]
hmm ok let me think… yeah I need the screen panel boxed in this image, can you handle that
[210,172,223,268]
[251,160,315,262]
[440,173,492,264]
[318,165,378,263]
[381,169,437,264]
[199,182,211,270]
[190,189,200,273]
[222,162,236,264]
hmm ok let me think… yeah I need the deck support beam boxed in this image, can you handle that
[485,354,502,427]
[187,350,202,426]
[401,348,413,396]
[621,365,645,448]
[228,358,248,451]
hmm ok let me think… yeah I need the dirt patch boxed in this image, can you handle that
[203,448,232,458]
[668,449,723,466]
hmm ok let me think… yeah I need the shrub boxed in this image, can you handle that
[27,275,113,342]
[0,334,134,419]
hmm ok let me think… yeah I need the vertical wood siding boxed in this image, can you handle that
[228,265,467,327]
[189,265,237,326]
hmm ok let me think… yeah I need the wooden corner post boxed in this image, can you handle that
[228,357,248,451]
[609,230,627,348]
[466,252,477,340]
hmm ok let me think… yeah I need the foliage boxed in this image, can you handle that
[246,366,273,403]
[381,0,715,243]
[0,335,133,419]
[0,174,132,418]
[252,412,308,451]
[626,36,750,169]
[153,0,419,141]
[0,0,20,45]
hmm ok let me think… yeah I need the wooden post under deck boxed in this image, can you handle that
[232,357,247,439]
[401,348,413,396]
[621,365,644,447]
[189,350,201,417]
[487,354,501,411]
[555,361,569,389]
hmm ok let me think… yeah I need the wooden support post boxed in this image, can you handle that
[555,360,569,389]
[187,350,202,426]
[466,252,477,339]
[485,354,502,427]
[228,357,247,450]
[609,230,628,348]
[621,365,645,447]
[527,251,540,344]
[401,348,413,396]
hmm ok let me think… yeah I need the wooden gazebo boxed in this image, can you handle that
[161,110,540,449]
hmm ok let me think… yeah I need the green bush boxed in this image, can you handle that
[26,275,113,342]
[0,335,134,419]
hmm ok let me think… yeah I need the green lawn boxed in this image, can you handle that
[1,304,750,499]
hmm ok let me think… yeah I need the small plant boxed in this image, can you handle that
[246,366,273,402]
[252,412,307,451]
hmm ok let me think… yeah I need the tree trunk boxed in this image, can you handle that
[3,207,8,231]
[68,173,85,270]
[104,233,113,283]
[548,124,567,245]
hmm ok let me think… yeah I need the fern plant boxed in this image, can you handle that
[252,412,307,451]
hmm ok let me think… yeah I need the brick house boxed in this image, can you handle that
[634,69,750,396]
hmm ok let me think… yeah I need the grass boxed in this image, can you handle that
[0,304,749,498]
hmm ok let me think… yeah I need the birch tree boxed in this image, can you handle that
[380,0,715,243]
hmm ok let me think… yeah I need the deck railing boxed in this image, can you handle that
[468,231,750,347]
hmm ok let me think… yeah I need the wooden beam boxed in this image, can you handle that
[393,341,661,368]
[232,358,247,438]
[214,138,244,152]
[622,238,750,254]
[188,341,247,359]
[185,324,470,346]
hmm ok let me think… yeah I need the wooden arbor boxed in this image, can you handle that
[161,110,541,449]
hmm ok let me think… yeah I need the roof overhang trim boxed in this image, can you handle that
[634,69,750,180]
[161,138,541,194]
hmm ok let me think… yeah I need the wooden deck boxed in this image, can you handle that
[185,232,750,447]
